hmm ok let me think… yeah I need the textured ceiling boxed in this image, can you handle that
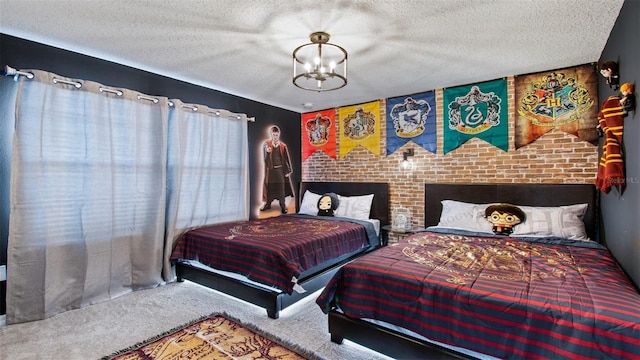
[0,0,624,113]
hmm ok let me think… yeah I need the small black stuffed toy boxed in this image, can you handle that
[317,192,340,216]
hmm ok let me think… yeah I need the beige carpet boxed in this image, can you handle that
[0,281,392,360]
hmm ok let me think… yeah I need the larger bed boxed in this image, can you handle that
[317,183,640,359]
[172,181,389,319]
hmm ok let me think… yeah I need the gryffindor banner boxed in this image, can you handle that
[515,63,599,149]
[338,101,381,159]
[301,109,336,160]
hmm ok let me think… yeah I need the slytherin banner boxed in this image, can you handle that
[338,101,381,159]
[386,91,436,155]
[301,109,337,161]
[443,78,508,154]
[515,64,598,149]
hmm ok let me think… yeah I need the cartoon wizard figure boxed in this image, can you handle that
[485,204,526,236]
[620,82,635,116]
[317,193,339,216]
[599,61,620,90]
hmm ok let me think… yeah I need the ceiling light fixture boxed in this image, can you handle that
[292,31,347,92]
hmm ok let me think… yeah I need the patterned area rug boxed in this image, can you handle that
[101,312,323,360]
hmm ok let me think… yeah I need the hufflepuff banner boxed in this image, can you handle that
[338,101,381,158]
[386,91,436,155]
[443,78,508,154]
[514,63,598,149]
[301,109,336,161]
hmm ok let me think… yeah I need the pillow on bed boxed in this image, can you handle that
[436,200,493,233]
[298,190,323,215]
[436,200,591,240]
[510,203,589,240]
[335,194,374,220]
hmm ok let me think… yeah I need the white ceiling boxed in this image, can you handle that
[0,0,624,113]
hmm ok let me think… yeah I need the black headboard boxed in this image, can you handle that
[299,182,390,226]
[424,183,599,241]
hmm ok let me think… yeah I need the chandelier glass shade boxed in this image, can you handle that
[292,32,347,91]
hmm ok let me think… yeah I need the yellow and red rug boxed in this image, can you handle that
[101,313,321,360]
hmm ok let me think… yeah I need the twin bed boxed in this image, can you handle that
[317,183,640,360]
[171,181,389,319]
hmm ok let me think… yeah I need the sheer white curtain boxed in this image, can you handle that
[7,70,168,324]
[163,99,248,280]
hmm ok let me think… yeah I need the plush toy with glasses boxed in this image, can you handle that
[485,204,526,236]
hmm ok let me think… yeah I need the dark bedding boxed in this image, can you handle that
[316,229,640,359]
[171,214,378,294]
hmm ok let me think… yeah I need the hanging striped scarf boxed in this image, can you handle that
[595,96,625,194]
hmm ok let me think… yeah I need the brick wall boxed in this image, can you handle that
[301,77,599,228]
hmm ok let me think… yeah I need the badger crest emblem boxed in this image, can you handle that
[343,107,376,140]
[305,113,331,146]
[390,97,430,138]
[448,86,502,135]
[517,71,594,126]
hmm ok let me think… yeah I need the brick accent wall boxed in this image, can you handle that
[301,77,599,228]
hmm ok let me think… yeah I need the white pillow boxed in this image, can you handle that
[436,200,493,233]
[510,203,589,240]
[335,194,374,220]
[298,190,322,215]
[436,200,590,241]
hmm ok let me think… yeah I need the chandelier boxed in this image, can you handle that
[292,32,347,91]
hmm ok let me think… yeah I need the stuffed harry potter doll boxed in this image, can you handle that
[485,204,526,236]
[317,192,340,216]
[599,61,620,90]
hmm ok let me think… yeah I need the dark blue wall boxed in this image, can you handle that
[597,0,640,286]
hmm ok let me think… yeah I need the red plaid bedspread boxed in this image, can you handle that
[317,231,640,359]
[171,215,372,294]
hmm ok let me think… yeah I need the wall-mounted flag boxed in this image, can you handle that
[443,78,508,154]
[386,91,436,155]
[338,101,381,158]
[301,109,336,160]
[515,63,598,149]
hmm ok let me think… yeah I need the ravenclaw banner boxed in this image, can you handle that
[515,63,598,149]
[338,101,381,158]
[386,91,436,155]
[301,109,336,160]
[443,79,508,154]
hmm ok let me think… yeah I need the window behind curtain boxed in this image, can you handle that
[163,99,248,280]
[7,70,168,324]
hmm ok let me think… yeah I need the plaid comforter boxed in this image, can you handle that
[316,230,640,360]
[171,214,377,294]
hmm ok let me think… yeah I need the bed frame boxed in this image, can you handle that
[176,181,389,319]
[328,183,599,359]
